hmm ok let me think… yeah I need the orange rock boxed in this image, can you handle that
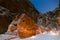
[57,17,60,26]
[17,14,46,38]
[17,14,36,38]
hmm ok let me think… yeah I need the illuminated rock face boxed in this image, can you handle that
[17,14,45,38]
[56,10,60,26]
[17,14,36,38]
[57,17,60,26]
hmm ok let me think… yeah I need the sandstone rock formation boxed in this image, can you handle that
[17,14,45,38]
[0,0,39,34]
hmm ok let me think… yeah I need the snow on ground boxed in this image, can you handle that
[0,34,13,40]
[0,31,60,40]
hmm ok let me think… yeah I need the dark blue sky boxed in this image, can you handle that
[30,0,59,13]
